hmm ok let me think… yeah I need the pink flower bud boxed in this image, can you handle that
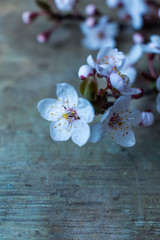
[85,4,97,16]
[133,33,144,44]
[37,31,51,43]
[22,11,38,24]
[141,111,155,127]
[78,65,95,80]
[132,88,143,99]
[85,17,97,28]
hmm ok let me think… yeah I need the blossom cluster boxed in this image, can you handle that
[38,44,158,147]
[22,0,160,46]
[22,0,160,148]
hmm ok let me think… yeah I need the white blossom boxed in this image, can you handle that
[90,96,141,147]
[142,35,160,54]
[38,83,95,146]
[119,0,148,29]
[81,16,118,50]
[54,0,76,12]
[87,47,125,77]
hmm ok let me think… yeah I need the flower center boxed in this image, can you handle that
[98,31,105,39]
[109,112,123,129]
[62,108,79,122]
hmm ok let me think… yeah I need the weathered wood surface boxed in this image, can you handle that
[0,1,160,239]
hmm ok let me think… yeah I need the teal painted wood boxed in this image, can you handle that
[0,1,160,239]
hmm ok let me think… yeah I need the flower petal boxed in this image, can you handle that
[110,72,125,91]
[156,76,160,91]
[37,98,61,121]
[87,55,95,68]
[121,87,141,96]
[100,108,112,123]
[71,120,90,146]
[89,122,104,143]
[97,46,112,60]
[56,83,78,108]
[126,108,142,126]
[126,44,143,66]
[156,93,160,113]
[112,96,131,113]
[50,120,71,142]
[114,128,136,147]
[75,98,95,123]
[121,66,137,85]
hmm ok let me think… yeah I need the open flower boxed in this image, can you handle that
[90,96,141,147]
[142,35,160,54]
[110,70,141,95]
[38,83,95,146]
[81,16,118,51]
[87,47,125,77]
[122,0,148,29]
[54,0,76,12]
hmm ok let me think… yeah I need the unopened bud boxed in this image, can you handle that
[133,33,144,44]
[37,31,51,43]
[22,11,38,24]
[78,65,95,80]
[85,17,97,28]
[141,111,155,127]
[85,4,97,16]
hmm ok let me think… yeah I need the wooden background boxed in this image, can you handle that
[0,0,160,239]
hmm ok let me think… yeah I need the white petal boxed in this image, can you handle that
[132,15,143,30]
[127,108,142,126]
[121,87,141,95]
[156,93,160,113]
[114,128,136,147]
[71,120,90,146]
[121,66,137,85]
[156,76,160,91]
[112,96,131,113]
[97,46,112,60]
[87,55,95,68]
[50,120,71,142]
[75,98,95,123]
[126,44,143,66]
[89,122,104,143]
[100,108,111,123]
[37,98,61,121]
[110,72,125,91]
[150,35,160,48]
[56,83,78,108]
